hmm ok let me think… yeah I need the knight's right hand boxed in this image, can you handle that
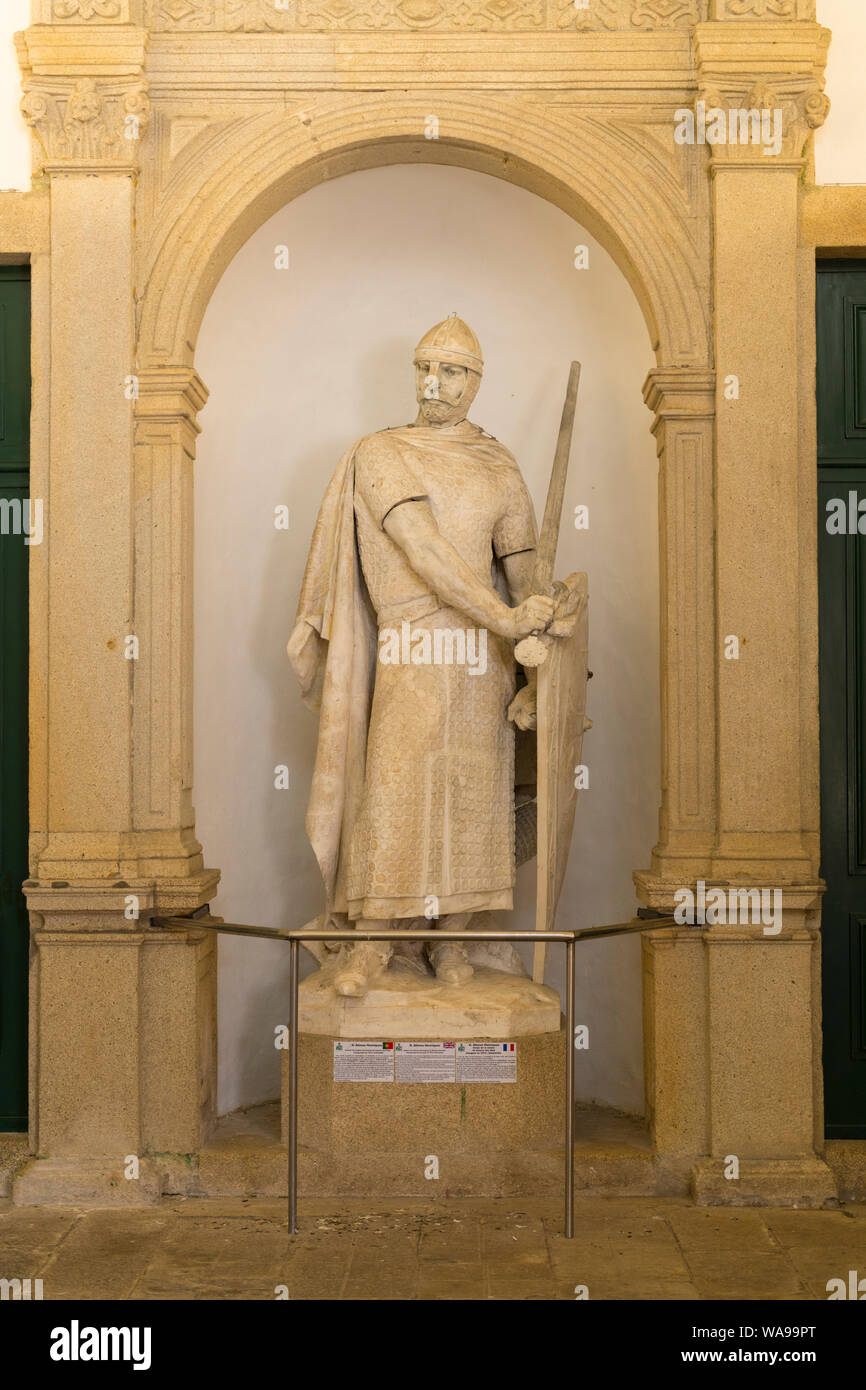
[507,593,555,640]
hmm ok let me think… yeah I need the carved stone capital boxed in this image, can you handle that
[694,20,830,167]
[690,80,829,166]
[16,24,149,170]
[21,76,150,170]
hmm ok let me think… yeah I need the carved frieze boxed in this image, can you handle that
[39,0,814,22]
[144,0,710,30]
[226,0,291,27]
[21,78,151,166]
[631,0,700,26]
[33,0,816,35]
[709,0,816,16]
[727,0,793,13]
[713,0,803,16]
[54,0,124,15]
[36,0,140,18]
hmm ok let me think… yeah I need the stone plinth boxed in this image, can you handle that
[280,1024,566,1195]
[298,961,561,1038]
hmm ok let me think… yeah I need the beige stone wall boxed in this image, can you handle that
[0,0,861,1203]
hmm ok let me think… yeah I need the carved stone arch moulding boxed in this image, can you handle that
[135,95,711,372]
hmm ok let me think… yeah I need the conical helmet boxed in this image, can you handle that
[414,313,483,376]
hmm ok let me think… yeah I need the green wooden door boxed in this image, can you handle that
[0,266,30,1132]
[818,260,866,1137]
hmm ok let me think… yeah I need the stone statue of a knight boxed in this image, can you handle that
[288,314,567,999]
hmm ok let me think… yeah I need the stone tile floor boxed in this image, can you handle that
[1,1196,865,1300]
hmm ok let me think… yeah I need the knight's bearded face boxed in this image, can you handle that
[415,359,480,425]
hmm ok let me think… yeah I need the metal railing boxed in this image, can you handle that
[149,913,678,1236]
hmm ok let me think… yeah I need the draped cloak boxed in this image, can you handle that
[288,419,537,922]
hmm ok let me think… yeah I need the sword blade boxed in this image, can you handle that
[531,361,581,594]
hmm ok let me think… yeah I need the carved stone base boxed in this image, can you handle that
[690,1157,838,1209]
[283,1026,566,1167]
[298,961,561,1038]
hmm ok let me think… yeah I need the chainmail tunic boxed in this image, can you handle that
[343,420,537,920]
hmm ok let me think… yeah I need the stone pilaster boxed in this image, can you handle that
[641,368,717,884]
[132,368,209,878]
[711,155,813,878]
[635,18,835,1206]
[16,23,149,880]
[12,20,217,1204]
[693,18,830,879]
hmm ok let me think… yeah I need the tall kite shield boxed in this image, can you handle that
[533,572,590,984]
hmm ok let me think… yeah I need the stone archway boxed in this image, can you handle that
[129,93,717,911]
[8,5,838,1206]
[135,102,711,370]
[131,111,718,1165]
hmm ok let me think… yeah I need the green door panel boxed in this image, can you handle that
[0,266,30,1132]
[818,261,866,1137]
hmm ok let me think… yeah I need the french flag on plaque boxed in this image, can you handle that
[503,1043,515,1052]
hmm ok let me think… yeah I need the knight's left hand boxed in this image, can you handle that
[546,613,578,639]
[507,684,537,731]
[545,577,581,639]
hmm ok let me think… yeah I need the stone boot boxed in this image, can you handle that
[429,941,474,986]
[333,942,390,998]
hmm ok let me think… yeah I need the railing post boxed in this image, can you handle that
[565,936,575,1240]
[289,937,299,1236]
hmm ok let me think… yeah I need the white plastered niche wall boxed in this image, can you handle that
[192,162,659,1116]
